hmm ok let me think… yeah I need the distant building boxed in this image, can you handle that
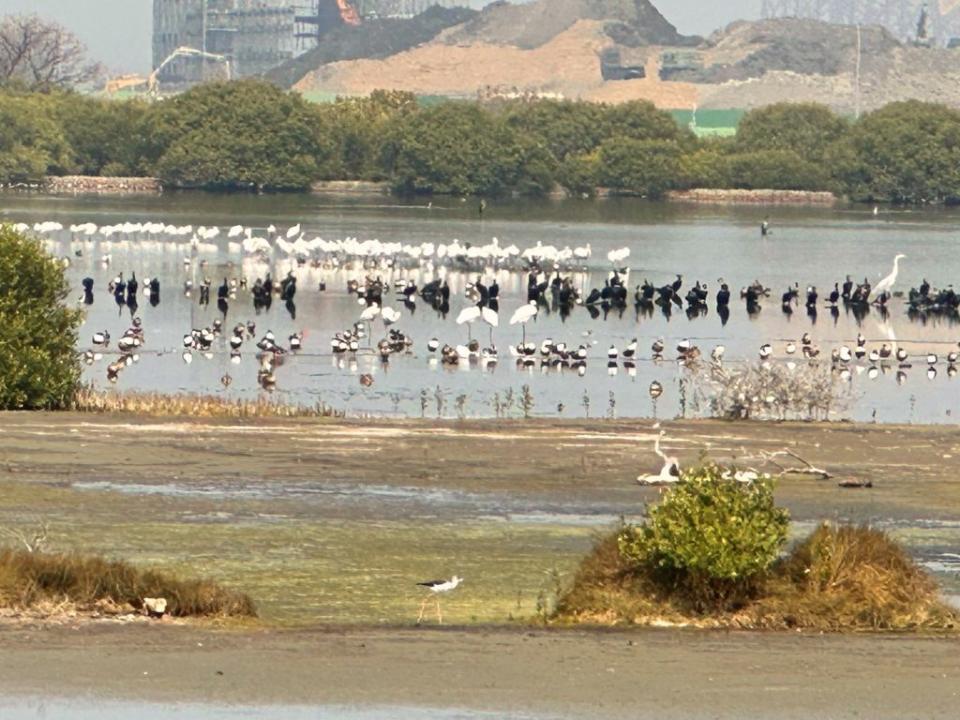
[153,0,474,87]
[152,0,359,87]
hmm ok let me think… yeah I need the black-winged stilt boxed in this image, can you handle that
[416,575,463,625]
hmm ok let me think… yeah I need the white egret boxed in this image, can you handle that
[873,254,906,297]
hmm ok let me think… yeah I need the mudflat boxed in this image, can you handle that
[1,413,959,716]
[0,623,958,719]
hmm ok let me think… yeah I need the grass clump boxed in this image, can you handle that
[749,524,958,631]
[554,467,957,632]
[71,389,342,419]
[0,548,257,619]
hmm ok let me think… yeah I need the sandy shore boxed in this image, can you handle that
[0,623,958,718]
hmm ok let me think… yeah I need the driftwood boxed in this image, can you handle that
[637,431,681,486]
[0,518,49,553]
[743,449,833,480]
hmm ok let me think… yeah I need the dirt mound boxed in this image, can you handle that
[445,0,697,49]
[671,18,901,84]
[266,6,477,88]
[297,19,610,98]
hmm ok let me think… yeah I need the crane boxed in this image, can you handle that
[149,46,232,96]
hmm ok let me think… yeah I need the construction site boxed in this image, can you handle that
[150,0,472,89]
[139,0,960,122]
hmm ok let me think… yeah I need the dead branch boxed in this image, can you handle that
[0,518,50,553]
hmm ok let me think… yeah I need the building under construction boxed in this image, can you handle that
[760,0,960,45]
[153,0,472,87]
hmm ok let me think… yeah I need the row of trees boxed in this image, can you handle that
[3,79,960,203]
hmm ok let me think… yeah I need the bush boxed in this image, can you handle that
[0,548,256,618]
[0,225,81,409]
[618,466,789,611]
[753,524,956,630]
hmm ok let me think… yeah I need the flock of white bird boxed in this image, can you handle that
[21,220,622,271]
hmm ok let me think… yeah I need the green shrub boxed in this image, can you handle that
[0,225,82,409]
[618,465,789,611]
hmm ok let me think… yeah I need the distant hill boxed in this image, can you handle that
[443,0,699,49]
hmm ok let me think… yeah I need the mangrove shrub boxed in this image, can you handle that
[619,466,790,610]
[0,225,81,409]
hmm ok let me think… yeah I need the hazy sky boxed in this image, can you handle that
[0,1,760,74]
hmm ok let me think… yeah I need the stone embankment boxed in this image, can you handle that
[666,189,838,205]
[43,176,162,195]
[310,180,391,194]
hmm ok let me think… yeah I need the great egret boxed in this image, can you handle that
[873,254,906,297]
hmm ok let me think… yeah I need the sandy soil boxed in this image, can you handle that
[297,20,608,98]
[0,623,958,718]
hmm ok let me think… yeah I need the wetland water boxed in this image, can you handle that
[5,192,960,423]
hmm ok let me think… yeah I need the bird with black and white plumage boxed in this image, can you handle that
[416,575,463,625]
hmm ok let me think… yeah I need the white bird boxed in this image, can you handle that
[286,224,301,239]
[480,306,499,328]
[416,576,463,625]
[456,306,482,326]
[360,303,381,321]
[509,301,539,343]
[873,253,906,297]
[381,306,401,325]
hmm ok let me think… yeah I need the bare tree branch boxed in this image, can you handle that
[0,15,101,89]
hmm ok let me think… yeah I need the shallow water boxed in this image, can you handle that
[4,698,559,720]
[6,192,960,424]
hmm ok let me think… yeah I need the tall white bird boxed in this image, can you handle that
[509,301,539,343]
[360,303,381,321]
[873,254,906,297]
[416,576,463,625]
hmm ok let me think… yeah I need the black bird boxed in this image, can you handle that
[806,286,818,308]
[716,283,730,307]
[827,282,840,306]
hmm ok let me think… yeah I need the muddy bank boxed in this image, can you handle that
[0,623,958,718]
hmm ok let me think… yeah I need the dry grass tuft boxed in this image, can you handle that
[0,548,257,619]
[553,532,692,626]
[748,524,958,631]
[553,524,958,632]
[71,388,343,419]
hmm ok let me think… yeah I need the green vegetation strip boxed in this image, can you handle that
[2,80,958,202]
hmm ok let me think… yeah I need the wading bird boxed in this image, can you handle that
[416,576,463,625]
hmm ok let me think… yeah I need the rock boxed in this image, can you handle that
[143,597,168,618]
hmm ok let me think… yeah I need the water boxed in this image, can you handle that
[3,698,558,720]
[6,192,960,423]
